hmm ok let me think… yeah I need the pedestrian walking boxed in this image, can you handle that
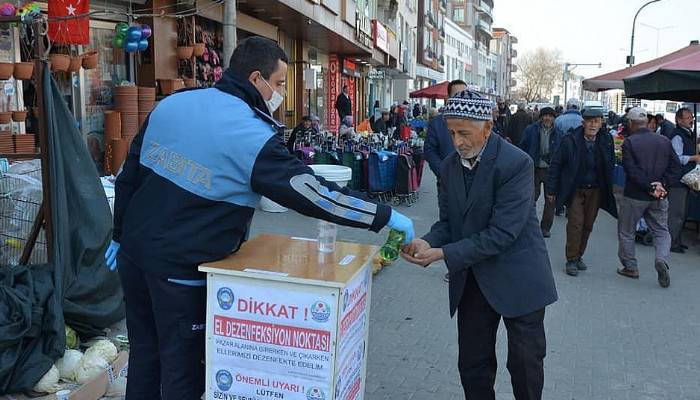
[401,89,557,400]
[616,107,681,287]
[518,107,563,237]
[105,36,415,400]
[335,84,352,122]
[423,79,467,283]
[547,108,617,276]
[554,98,584,135]
[506,102,532,145]
[668,107,700,253]
[495,96,511,134]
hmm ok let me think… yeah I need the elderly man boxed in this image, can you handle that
[518,107,563,237]
[402,90,558,399]
[547,108,617,276]
[668,107,700,253]
[555,98,584,135]
[617,107,681,287]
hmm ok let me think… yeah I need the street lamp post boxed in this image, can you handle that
[628,0,663,66]
[563,62,601,105]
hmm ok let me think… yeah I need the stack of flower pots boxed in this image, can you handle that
[110,139,128,174]
[0,132,12,154]
[138,86,156,128]
[14,134,36,155]
[102,110,121,174]
[114,86,139,144]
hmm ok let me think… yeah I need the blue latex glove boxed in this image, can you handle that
[387,210,415,245]
[105,240,120,271]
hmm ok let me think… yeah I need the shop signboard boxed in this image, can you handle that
[372,20,388,53]
[342,59,360,78]
[355,13,372,49]
[367,69,385,80]
[328,55,340,132]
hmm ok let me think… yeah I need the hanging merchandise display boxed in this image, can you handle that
[17,3,41,21]
[48,0,90,45]
[194,17,223,88]
[112,23,150,53]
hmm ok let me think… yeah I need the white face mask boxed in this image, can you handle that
[261,76,284,113]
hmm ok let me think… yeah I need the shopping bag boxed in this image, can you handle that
[681,165,700,191]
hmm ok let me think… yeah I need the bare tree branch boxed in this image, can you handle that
[515,48,562,103]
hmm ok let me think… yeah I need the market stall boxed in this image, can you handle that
[199,234,377,400]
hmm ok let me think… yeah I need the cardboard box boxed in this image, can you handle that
[1,351,128,400]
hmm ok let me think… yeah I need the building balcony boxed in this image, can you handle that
[510,36,518,44]
[511,49,517,58]
[476,18,492,38]
[510,79,517,87]
[475,0,493,22]
[510,64,517,73]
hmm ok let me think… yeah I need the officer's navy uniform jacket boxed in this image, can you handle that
[113,69,391,279]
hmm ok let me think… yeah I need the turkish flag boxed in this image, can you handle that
[48,0,90,45]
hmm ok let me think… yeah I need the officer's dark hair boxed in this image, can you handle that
[448,79,468,97]
[676,107,691,120]
[229,36,289,79]
[655,113,665,122]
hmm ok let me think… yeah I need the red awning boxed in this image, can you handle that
[582,42,700,92]
[409,81,449,99]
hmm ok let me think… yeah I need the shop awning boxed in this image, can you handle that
[409,81,449,99]
[582,41,700,92]
[623,48,700,102]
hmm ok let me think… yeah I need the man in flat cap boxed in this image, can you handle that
[518,106,563,238]
[401,90,558,399]
[547,108,617,276]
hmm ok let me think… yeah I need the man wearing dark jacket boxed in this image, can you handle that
[617,107,681,287]
[506,102,532,145]
[424,79,468,180]
[547,108,617,276]
[655,113,676,139]
[668,107,700,253]
[495,96,511,134]
[402,89,557,400]
[105,37,415,400]
[335,85,352,121]
[518,107,562,237]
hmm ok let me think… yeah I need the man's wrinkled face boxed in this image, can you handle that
[541,114,554,128]
[447,118,493,159]
[583,117,602,136]
[677,110,694,130]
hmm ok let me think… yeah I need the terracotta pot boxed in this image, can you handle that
[111,138,129,172]
[176,46,194,60]
[13,62,34,80]
[159,79,185,95]
[184,78,196,88]
[81,50,99,69]
[0,62,12,80]
[193,43,205,57]
[0,112,11,124]
[12,111,28,122]
[104,110,121,141]
[50,54,70,72]
[68,56,82,73]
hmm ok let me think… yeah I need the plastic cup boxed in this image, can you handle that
[318,221,337,253]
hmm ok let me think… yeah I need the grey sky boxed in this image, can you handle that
[493,0,700,78]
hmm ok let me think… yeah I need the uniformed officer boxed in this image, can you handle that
[105,37,414,400]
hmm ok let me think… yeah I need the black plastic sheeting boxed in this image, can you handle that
[0,67,125,394]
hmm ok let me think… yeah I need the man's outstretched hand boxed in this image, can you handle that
[401,239,444,267]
